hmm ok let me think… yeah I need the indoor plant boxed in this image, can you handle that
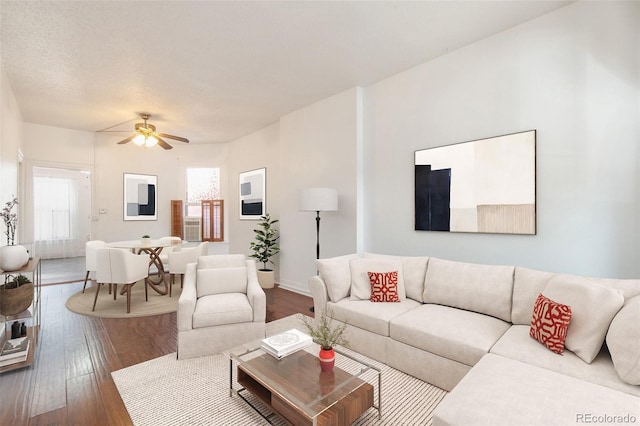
[301,308,349,372]
[0,196,29,271]
[249,213,280,289]
[0,273,34,316]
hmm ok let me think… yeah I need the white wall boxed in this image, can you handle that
[21,125,230,244]
[363,1,640,278]
[0,63,24,245]
[277,87,360,293]
[227,123,281,269]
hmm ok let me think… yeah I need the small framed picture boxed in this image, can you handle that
[239,168,265,220]
[124,173,158,221]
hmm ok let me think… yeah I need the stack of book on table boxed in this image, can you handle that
[0,336,30,367]
[261,329,313,359]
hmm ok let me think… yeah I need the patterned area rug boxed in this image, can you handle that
[112,314,447,425]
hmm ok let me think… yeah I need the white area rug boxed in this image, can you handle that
[112,314,447,425]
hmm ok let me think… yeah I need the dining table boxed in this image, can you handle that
[107,239,182,296]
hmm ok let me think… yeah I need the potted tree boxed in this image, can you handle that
[0,274,34,316]
[301,308,349,372]
[249,213,280,289]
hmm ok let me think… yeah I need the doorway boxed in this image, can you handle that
[31,166,91,259]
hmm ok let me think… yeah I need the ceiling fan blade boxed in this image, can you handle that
[156,137,173,150]
[158,133,189,143]
[117,134,136,145]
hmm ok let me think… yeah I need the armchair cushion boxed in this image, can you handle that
[192,293,254,328]
[196,266,247,297]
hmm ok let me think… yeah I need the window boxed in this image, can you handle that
[33,176,77,240]
[185,168,220,217]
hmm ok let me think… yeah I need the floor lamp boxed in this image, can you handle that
[299,188,338,260]
[300,188,338,313]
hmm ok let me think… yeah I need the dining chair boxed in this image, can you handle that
[158,236,182,272]
[167,242,209,296]
[83,240,107,293]
[92,248,150,314]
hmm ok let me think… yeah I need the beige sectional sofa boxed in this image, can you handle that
[308,253,640,425]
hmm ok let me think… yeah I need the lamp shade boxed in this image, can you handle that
[299,188,338,212]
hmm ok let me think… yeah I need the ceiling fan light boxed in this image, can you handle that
[145,135,158,148]
[133,134,146,146]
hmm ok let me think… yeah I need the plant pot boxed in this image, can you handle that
[141,237,151,246]
[257,270,275,289]
[0,282,34,316]
[318,347,335,373]
[0,245,29,271]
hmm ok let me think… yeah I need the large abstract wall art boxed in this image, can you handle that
[415,130,536,235]
[123,173,158,221]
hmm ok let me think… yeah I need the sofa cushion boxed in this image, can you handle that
[529,293,572,354]
[606,295,640,385]
[512,267,640,326]
[424,257,515,322]
[196,267,247,297]
[433,353,640,426]
[197,254,246,269]
[328,298,421,337]
[368,271,400,302]
[491,325,640,397]
[316,254,359,302]
[390,304,511,366]
[544,274,624,364]
[350,257,405,301]
[363,253,428,302]
[512,266,556,325]
[192,293,253,328]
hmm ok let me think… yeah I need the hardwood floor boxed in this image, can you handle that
[0,280,313,426]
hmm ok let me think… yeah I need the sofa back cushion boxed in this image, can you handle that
[513,267,640,325]
[606,295,640,385]
[512,267,556,325]
[424,257,515,322]
[349,257,406,301]
[543,274,624,364]
[198,254,246,269]
[316,254,359,302]
[197,266,247,297]
[363,253,428,302]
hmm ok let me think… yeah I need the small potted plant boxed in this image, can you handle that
[249,213,280,289]
[141,234,151,245]
[0,274,34,316]
[301,308,349,372]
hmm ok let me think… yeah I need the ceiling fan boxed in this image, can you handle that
[116,113,189,150]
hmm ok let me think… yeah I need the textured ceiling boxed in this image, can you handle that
[1,1,571,144]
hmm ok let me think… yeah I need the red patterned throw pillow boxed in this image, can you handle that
[368,271,400,302]
[530,293,572,354]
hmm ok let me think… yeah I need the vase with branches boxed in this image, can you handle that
[301,308,348,372]
[1,197,18,245]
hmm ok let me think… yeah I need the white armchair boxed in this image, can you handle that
[167,241,208,296]
[177,254,266,359]
[93,248,150,314]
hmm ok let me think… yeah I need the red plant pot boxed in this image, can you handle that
[318,347,335,373]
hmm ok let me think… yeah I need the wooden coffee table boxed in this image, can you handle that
[227,340,381,425]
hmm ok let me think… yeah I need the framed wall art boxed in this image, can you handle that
[415,130,536,235]
[239,167,266,220]
[123,173,157,221]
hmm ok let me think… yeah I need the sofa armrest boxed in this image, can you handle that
[177,262,197,331]
[246,260,266,322]
[309,275,329,316]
